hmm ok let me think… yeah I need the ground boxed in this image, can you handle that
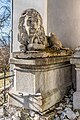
[0,89,80,120]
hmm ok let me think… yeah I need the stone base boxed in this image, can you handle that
[8,90,42,113]
[10,53,72,114]
[8,84,71,114]
[73,91,80,109]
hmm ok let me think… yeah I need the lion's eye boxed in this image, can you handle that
[27,20,32,26]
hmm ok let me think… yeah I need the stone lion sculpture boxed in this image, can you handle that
[18,8,69,52]
[18,9,48,52]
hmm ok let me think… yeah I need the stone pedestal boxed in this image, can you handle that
[70,50,80,109]
[9,51,72,114]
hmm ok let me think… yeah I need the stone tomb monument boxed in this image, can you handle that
[9,9,72,115]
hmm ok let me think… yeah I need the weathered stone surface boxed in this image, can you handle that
[12,49,72,59]
[64,108,76,119]
[10,57,71,68]
[2,89,80,120]
[73,91,80,109]
[70,57,80,65]
[9,92,42,112]
[18,9,47,51]
[9,55,72,113]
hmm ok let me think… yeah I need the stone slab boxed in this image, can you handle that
[73,91,80,109]
[70,58,80,65]
[10,56,71,66]
[12,50,72,59]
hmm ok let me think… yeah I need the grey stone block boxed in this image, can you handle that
[9,55,72,113]
[73,91,80,109]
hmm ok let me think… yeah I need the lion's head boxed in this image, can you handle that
[18,9,47,51]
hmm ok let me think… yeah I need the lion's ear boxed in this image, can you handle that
[51,33,55,36]
[49,32,54,36]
